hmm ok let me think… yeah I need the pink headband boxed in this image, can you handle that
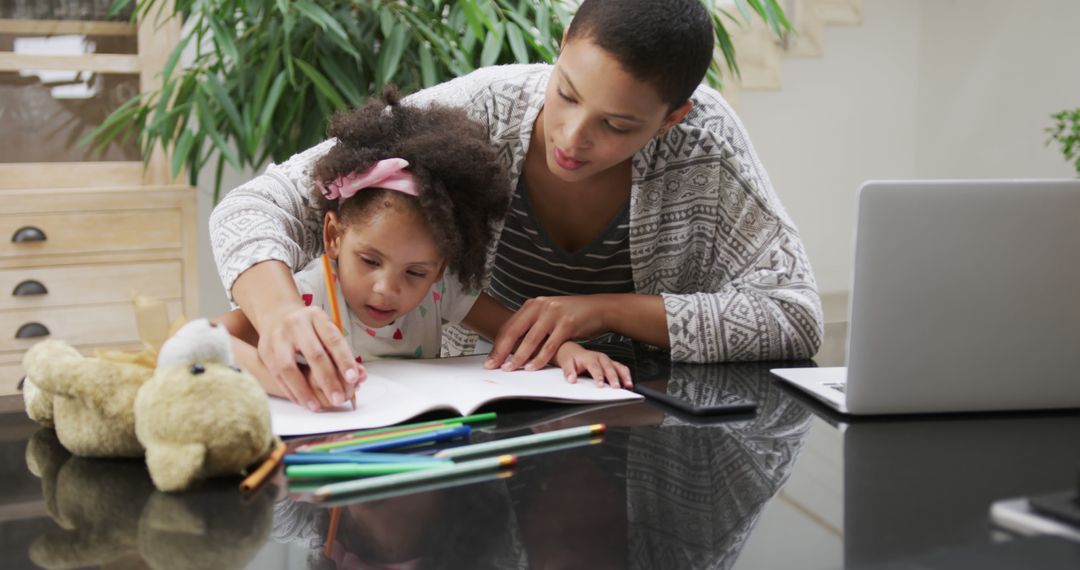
[319,158,419,203]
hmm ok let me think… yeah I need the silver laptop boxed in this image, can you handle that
[771,179,1080,414]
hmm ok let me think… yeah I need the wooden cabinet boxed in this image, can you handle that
[0,186,197,392]
[0,3,194,395]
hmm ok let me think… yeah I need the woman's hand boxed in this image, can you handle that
[258,305,365,411]
[484,295,607,372]
[552,342,633,389]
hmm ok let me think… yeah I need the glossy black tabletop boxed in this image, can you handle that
[2,323,1079,569]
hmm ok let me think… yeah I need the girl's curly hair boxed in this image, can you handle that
[312,87,510,291]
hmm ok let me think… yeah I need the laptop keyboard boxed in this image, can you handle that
[824,382,846,393]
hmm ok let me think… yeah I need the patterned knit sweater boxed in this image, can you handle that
[210,64,823,363]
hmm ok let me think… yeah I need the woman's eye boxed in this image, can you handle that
[605,122,630,134]
[557,89,575,104]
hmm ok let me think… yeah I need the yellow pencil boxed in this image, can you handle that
[321,253,356,410]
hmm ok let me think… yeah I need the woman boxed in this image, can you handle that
[211,0,823,409]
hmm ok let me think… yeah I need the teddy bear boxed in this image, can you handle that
[24,428,273,570]
[22,314,278,492]
[134,318,278,492]
[22,340,154,457]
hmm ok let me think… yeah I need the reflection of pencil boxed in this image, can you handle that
[321,253,356,411]
[505,436,604,459]
[433,424,606,460]
[314,455,517,500]
[239,440,287,492]
[316,469,514,507]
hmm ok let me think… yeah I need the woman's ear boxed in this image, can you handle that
[324,211,342,260]
[657,100,694,137]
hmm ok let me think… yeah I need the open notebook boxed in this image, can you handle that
[269,354,643,436]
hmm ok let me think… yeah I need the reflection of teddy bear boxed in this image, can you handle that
[25,428,274,570]
[22,317,277,492]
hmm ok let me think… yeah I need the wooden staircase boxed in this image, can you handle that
[722,0,863,105]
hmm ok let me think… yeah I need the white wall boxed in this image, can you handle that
[738,0,1080,321]
[197,0,1080,321]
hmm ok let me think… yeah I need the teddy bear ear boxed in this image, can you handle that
[157,319,235,371]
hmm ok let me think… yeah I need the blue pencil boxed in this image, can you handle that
[328,425,472,453]
[284,452,450,465]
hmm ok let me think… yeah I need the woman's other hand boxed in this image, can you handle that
[484,295,607,373]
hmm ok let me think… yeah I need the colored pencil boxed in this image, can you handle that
[340,412,496,438]
[329,425,471,453]
[284,452,450,465]
[239,441,287,492]
[302,422,463,452]
[314,455,517,500]
[321,253,355,410]
[286,462,444,480]
[433,424,607,460]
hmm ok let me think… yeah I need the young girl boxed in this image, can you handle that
[218,91,631,410]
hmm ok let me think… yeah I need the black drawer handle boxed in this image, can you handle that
[15,322,50,339]
[12,280,48,296]
[12,226,47,243]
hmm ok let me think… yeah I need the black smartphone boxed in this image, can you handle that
[1028,491,1080,527]
[633,383,758,417]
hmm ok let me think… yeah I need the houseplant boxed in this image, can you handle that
[91,0,791,199]
[1046,108,1080,176]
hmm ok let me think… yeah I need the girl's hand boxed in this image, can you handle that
[258,305,365,411]
[484,295,607,373]
[553,342,633,389]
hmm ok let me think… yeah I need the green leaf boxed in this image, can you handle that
[419,44,437,87]
[480,22,506,68]
[505,22,529,64]
[317,53,363,106]
[376,24,409,86]
[294,57,347,110]
[207,16,240,63]
[460,0,489,39]
[204,74,244,139]
[172,129,195,178]
[258,71,288,138]
[293,0,359,58]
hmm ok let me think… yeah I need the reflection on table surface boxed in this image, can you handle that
[0,325,1077,569]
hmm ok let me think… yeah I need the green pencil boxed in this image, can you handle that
[433,424,607,460]
[314,455,517,500]
[303,422,463,452]
[286,462,442,480]
[344,412,496,438]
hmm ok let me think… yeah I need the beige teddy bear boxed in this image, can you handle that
[22,341,154,457]
[22,316,278,493]
[134,318,277,492]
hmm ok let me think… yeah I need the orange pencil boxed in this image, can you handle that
[239,440,287,492]
[321,254,356,410]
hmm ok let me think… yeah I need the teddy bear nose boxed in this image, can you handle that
[189,364,206,375]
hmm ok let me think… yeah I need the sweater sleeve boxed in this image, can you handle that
[652,93,824,363]
[208,66,524,302]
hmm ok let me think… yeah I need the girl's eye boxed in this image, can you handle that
[557,89,575,104]
[407,271,428,278]
[362,257,379,267]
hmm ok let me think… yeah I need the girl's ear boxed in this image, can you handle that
[324,211,342,259]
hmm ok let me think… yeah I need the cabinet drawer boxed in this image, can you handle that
[0,361,22,397]
[1,210,181,259]
[1,301,182,353]
[0,261,182,310]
